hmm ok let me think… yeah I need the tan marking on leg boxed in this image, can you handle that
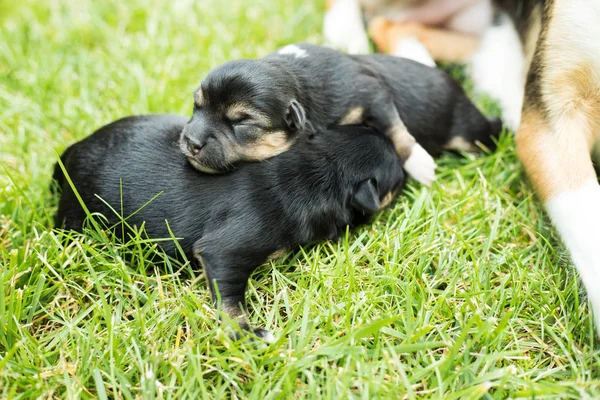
[267,249,288,260]
[443,136,478,152]
[387,122,416,161]
[339,107,364,125]
[546,61,600,130]
[239,131,294,161]
[517,108,597,202]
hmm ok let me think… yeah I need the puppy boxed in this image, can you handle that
[502,0,600,335]
[179,43,502,185]
[53,115,406,340]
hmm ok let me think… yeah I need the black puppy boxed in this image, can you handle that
[54,115,405,340]
[180,43,502,185]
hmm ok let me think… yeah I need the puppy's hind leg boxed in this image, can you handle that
[517,108,600,336]
[366,92,437,186]
[443,92,503,153]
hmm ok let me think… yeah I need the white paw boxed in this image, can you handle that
[404,143,437,186]
[392,36,436,67]
[323,0,371,54]
[261,330,276,344]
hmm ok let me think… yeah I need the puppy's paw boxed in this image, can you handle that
[323,0,371,54]
[229,326,276,345]
[404,143,437,186]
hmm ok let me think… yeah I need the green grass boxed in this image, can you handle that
[1,0,599,398]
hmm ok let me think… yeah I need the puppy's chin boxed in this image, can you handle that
[186,156,221,174]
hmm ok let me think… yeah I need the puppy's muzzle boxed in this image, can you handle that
[183,134,209,156]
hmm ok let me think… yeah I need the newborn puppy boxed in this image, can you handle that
[54,115,405,340]
[180,43,502,185]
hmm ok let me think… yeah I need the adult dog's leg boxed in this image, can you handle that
[517,108,600,335]
[470,12,525,131]
[368,19,476,65]
[323,0,371,54]
[517,0,600,335]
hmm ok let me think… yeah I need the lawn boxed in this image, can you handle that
[1,0,599,398]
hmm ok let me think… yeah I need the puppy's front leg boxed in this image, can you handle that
[193,241,274,343]
[366,92,437,186]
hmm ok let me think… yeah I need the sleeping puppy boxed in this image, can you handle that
[53,115,406,341]
[179,43,502,186]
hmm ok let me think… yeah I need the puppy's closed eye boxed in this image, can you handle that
[229,113,252,124]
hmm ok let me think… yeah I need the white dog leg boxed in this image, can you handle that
[323,0,371,54]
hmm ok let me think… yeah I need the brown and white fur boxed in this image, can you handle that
[510,0,600,335]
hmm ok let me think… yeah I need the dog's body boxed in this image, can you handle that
[507,0,600,334]
[180,43,501,185]
[54,115,406,340]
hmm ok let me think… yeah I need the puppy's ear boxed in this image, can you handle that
[351,178,381,214]
[286,100,306,132]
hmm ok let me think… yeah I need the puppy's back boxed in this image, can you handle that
[360,54,501,152]
[54,115,192,234]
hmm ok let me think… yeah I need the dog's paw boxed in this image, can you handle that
[323,0,371,54]
[404,143,437,186]
[392,36,436,67]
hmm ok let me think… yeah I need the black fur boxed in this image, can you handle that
[181,43,502,173]
[54,115,405,339]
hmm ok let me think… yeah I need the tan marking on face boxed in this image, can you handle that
[226,103,270,126]
[268,249,288,260]
[339,107,364,125]
[380,192,394,209]
[386,122,415,160]
[443,136,478,152]
[239,131,294,161]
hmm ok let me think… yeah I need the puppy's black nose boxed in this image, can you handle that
[185,136,206,156]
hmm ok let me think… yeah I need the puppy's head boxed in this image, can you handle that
[180,59,307,173]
